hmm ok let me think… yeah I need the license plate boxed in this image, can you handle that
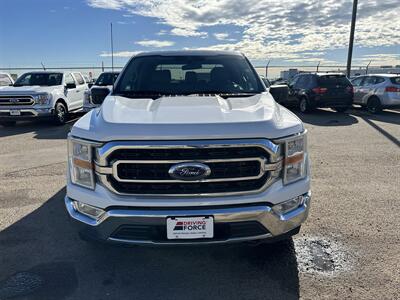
[10,110,21,116]
[166,216,214,240]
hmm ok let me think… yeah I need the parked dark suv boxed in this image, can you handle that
[283,73,353,113]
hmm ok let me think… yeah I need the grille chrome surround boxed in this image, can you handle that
[0,95,34,106]
[110,157,266,183]
[95,139,283,197]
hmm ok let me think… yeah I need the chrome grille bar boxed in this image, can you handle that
[0,95,34,106]
[94,139,283,197]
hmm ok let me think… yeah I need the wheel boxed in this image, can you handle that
[299,97,311,113]
[54,102,68,125]
[367,97,382,114]
[332,107,349,113]
[0,121,16,127]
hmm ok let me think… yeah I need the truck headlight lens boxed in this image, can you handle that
[283,133,307,185]
[34,93,51,105]
[68,137,95,189]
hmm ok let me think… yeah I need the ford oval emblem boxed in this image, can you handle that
[169,162,211,181]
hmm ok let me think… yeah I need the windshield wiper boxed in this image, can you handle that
[195,92,258,99]
[113,91,179,100]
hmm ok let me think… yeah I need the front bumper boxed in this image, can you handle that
[0,107,53,121]
[65,192,311,245]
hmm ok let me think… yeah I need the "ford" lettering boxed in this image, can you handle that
[168,162,211,181]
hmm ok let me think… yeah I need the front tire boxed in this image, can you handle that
[367,97,382,114]
[54,102,68,125]
[299,97,311,113]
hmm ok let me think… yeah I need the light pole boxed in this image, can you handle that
[346,0,358,78]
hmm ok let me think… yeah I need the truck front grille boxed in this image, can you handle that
[0,96,34,106]
[95,140,282,196]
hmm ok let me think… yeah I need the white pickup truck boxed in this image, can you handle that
[66,51,311,246]
[0,71,88,126]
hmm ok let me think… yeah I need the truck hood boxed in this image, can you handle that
[72,93,304,141]
[0,85,61,95]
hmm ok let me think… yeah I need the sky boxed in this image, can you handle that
[0,0,399,71]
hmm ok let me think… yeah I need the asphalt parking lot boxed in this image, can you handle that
[0,107,399,300]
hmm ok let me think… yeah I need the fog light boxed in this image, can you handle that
[272,195,305,215]
[72,201,105,220]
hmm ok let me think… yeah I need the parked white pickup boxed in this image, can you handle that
[66,50,311,246]
[0,71,88,126]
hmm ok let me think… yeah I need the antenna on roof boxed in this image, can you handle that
[111,22,115,90]
[41,62,46,71]
[316,61,320,72]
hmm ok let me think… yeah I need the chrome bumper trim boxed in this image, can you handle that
[0,108,52,116]
[65,192,310,245]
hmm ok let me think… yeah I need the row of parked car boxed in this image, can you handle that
[0,67,399,127]
[263,72,400,114]
[0,71,119,126]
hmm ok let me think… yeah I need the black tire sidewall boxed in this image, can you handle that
[54,102,68,124]
[299,98,309,113]
[367,97,382,114]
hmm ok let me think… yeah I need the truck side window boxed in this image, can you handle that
[73,73,85,85]
[65,73,75,85]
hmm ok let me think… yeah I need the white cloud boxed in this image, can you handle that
[214,33,235,41]
[100,51,140,57]
[353,53,400,66]
[88,0,400,63]
[170,28,207,37]
[135,39,175,47]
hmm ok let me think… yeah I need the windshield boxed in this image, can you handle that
[114,55,264,97]
[95,73,120,86]
[14,73,63,86]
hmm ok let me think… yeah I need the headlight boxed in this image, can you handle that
[283,132,307,185]
[68,136,95,189]
[34,93,51,105]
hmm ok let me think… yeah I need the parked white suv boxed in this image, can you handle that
[0,71,88,126]
[66,51,311,245]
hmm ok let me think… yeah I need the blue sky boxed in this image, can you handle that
[0,0,399,69]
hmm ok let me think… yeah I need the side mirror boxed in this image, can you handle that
[91,87,110,105]
[66,82,76,89]
[88,83,94,88]
[270,85,289,103]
